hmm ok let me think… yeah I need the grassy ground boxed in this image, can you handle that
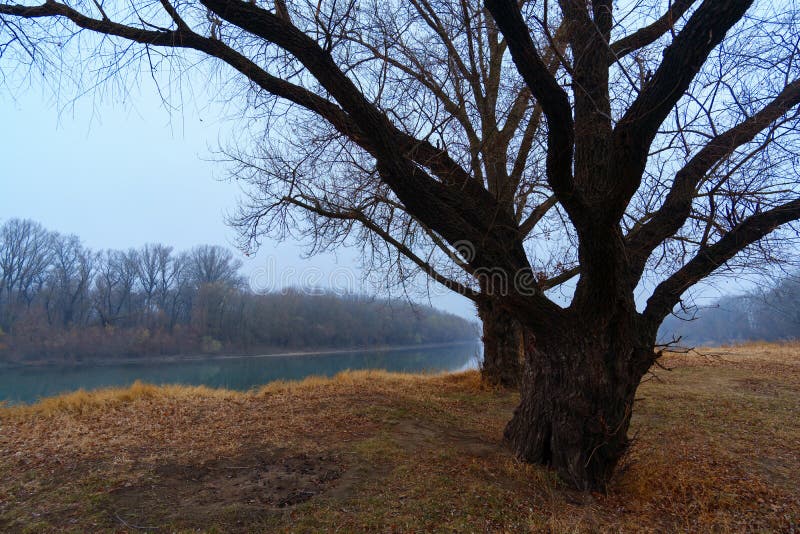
[0,343,798,532]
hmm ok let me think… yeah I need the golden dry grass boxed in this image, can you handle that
[0,343,798,532]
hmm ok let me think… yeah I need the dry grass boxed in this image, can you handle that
[1,344,798,532]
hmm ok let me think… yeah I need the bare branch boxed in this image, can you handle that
[283,196,480,300]
[609,0,698,63]
[484,0,580,219]
[644,198,800,323]
[610,0,754,220]
[519,194,557,236]
[627,78,800,283]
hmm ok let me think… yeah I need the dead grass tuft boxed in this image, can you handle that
[3,380,238,418]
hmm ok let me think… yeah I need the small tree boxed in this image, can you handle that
[44,234,95,328]
[187,245,244,287]
[2,0,800,489]
[0,219,53,331]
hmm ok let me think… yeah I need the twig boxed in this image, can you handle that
[114,512,160,531]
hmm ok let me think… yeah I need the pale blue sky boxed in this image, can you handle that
[0,82,477,318]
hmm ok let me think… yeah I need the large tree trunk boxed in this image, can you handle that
[504,321,655,491]
[478,299,524,388]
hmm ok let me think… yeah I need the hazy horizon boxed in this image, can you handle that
[0,84,478,319]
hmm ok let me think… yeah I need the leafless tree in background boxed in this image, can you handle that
[44,234,95,327]
[188,244,244,286]
[0,219,474,361]
[2,0,800,489]
[137,244,169,317]
[661,272,800,344]
[93,248,138,326]
[0,219,52,330]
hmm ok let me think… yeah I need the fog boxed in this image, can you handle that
[0,88,476,318]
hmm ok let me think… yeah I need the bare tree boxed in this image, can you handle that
[2,0,800,489]
[138,244,192,328]
[188,244,244,287]
[44,234,95,328]
[163,251,192,328]
[136,243,175,322]
[137,244,161,315]
[186,245,244,339]
[224,0,567,386]
[0,219,53,331]
[94,249,139,326]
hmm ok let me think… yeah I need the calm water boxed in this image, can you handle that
[0,341,481,405]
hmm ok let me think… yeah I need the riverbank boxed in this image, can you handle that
[1,343,798,531]
[0,341,481,405]
[0,339,480,369]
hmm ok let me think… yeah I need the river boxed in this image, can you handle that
[0,341,482,405]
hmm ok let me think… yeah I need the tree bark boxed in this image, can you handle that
[478,299,524,388]
[504,321,655,491]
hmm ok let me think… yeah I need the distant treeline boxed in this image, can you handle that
[0,219,477,363]
[659,275,800,346]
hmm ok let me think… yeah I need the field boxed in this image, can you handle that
[0,343,798,532]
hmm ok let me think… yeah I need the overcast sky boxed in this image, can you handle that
[0,81,477,319]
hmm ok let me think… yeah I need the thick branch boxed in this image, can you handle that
[626,78,800,283]
[610,0,753,220]
[643,198,800,323]
[609,0,697,63]
[519,195,557,236]
[540,265,579,291]
[484,0,581,221]
[558,0,612,194]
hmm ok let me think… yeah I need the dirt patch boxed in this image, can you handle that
[107,447,343,528]
[753,455,800,492]
[732,377,783,396]
[392,419,499,458]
